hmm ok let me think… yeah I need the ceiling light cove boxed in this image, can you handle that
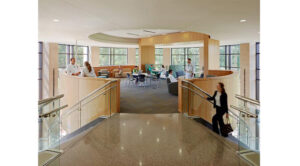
[101,29,180,39]
[53,19,60,22]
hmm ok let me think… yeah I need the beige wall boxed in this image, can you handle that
[128,48,136,65]
[42,42,58,99]
[91,46,100,67]
[240,43,250,97]
[163,48,171,67]
[208,39,220,70]
[240,43,256,99]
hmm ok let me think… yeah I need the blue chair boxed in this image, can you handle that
[138,74,146,87]
[175,71,185,78]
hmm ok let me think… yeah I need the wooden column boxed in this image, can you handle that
[240,43,250,97]
[139,45,155,71]
[208,39,220,70]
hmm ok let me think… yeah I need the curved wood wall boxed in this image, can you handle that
[58,73,120,134]
[178,70,240,123]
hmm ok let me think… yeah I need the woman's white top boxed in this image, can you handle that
[81,67,96,77]
[66,63,81,75]
[168,74,178,83]
[160,68,167,78]
[215,92,221,107]
[185,63,194,79]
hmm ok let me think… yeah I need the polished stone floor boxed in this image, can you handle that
[54,113,249,166]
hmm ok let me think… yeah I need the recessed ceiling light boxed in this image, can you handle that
[53,19,60,22]
[240,19,247,23]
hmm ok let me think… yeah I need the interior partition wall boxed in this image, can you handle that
[99,47,128,66]
[171,47,200,75]
[58,44,89,68]
[219,45,240,70]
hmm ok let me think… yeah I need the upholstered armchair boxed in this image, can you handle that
[166,78,178,96]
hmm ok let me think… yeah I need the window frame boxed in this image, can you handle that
[155,48,163,65]
[256,42,260,100]
[99,47,128,66]
[219,44,240,70]
[171,47,200,75]
[58,44,89,68]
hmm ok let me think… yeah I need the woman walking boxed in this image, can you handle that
[207,82,229,137]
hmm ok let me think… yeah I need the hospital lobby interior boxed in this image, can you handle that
[38,0,260,165]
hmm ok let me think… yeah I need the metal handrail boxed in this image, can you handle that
[230,105,258,118]
[63,80,117,113]
[182,80,211,96]
[235,94,260,106]
[180,85,239,118]
[61,85,117,117]
[39,105,68,118]
[38,94,64,105]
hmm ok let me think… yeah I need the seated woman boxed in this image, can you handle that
[168,69,177,82]
[132,66,138,73]
[160,65,167,78]
[81,61,96,77]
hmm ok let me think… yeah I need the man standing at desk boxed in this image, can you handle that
[66,57,81,76]
[185,58,194,79]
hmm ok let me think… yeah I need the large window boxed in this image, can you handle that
[256,42,260,100]
[219,45,240,70]
[155,48,163,65]
[136,49,139,65]
[171,47,200,74]
[99,48,128,66]
[58,44,89,68]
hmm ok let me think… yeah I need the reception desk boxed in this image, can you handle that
[58,73,120,134]
[178,70,240,123]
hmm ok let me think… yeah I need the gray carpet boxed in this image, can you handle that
[120,78,178,114]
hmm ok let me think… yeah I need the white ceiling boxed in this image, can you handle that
[38,0,260,47]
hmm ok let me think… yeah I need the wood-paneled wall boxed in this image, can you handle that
[178,70,240,123]
[58,74,120,134]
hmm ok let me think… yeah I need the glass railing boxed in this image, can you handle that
[60,80,118,137]
[232,95,260,165]
[39,94,66,152]
[38,94,66,166]
[180,80,260,165]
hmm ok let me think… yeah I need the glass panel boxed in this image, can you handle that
[114,48,127,54]
[155,55,163,65]
[100,48,110,54]
[231,45,240,54]
[75,54,84,67]
[172,55,185,65]
[231,55,240,68]
[220,46,225,54]
[155,48,163,54]
[113,55,127,65]
[58,54,67,68]
[220,55,226,67]
[99,55,110,66]
[172,48,184,54]
[58,44,67,53]
[187,48,199,54]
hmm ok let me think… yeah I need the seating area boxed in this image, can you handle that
[93,65,135,78]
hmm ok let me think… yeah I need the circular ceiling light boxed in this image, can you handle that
[240,19,247,23]
[53,19,60,22]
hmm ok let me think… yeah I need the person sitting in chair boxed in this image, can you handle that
[168,69,177,83]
